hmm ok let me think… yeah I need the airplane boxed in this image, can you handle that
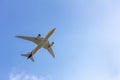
[16,28,56,62]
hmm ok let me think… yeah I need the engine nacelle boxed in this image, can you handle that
[51,42,54,46]
[36,34,41,39]
[48,42,54,48]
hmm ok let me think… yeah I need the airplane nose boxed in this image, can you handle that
[52,28,56,32]
[52,28,56,31]
[53,28,56,30]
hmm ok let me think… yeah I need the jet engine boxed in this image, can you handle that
[36,34,41,39]
[48,42,54,48]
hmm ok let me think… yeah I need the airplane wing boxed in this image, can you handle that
[47,47,55,58]
[16,36,41,45]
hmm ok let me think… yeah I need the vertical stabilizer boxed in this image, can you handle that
[21,53,34,62]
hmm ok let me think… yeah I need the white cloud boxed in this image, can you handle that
[9,72,52,80]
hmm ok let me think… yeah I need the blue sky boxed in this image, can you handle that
[1,0,120,80]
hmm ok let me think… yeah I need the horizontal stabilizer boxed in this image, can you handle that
[21,54,29,57]
[30,57,34,62]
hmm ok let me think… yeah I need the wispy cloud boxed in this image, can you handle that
[9,72,52,80]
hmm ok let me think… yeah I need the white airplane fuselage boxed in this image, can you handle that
[16,28,56,62]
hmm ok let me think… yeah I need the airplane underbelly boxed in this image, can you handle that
[43,41,49,49]
[32,40,48,54]
[32,45,42,55]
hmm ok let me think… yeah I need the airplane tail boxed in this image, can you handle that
[21,53,34,62]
